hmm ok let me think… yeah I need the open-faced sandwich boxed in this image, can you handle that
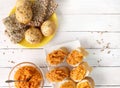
[76,77,95,88]
[70,62,92,82]
[46,66,70,82]
[46,47,69,66]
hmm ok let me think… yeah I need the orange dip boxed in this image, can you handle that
[47,50,68,65]
[66,50,83,66]
[70,64,86,81]
[77,81,91,88]
[14,66,42,88]
[46,67,69,82]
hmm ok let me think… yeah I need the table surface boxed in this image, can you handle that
[0,0,120,88]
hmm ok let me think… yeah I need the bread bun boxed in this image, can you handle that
[25,27,43,44]
[41,20,56,36]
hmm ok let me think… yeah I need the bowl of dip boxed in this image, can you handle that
[8,62,44,88]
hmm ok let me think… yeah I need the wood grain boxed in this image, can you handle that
[0,0,120,87]
[0,49,120,67]
[0,32,120,48]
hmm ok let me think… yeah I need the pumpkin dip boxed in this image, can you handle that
[46,67,70,82]
[14,66,43,88]
[66,50,84,66]
[70,62,92,82]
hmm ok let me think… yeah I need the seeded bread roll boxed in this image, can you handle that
[28,0,49,26]
[16,0,32,8]
[45,0,58,20]
[15,0,32,24]
[41,20,56,36]
[3,14,27,43]
[25,27,43,44]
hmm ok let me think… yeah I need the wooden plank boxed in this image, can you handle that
[0,49,120,67]
[0,49,46,67]
[91,67,120,85]
[1,0,120,14]
[46,32,120,49]
[0,32,120,48]
[57,15,120,32]
[0,67,120,86]
[57,0,120,14]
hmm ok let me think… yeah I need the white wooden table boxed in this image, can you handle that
[0,0,120,88]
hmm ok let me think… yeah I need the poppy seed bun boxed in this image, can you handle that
[16,6,32,24]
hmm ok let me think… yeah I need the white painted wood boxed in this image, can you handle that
[0,49,120,67]
[1,0,120,14]
[91,67,120,85]
[0,0,120,87]
[45,32,120,49]
[0,49,46,67]
[57,0,120,14]
[0,32,120,48]
[57,15,120,31]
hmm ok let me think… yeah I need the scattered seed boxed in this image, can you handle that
[101,49,104,52]
[3,52,5,55]
[8,60,15,64]
[107,51,111,54]
[97,59,102,64]
[96,40,101,45]
[93,52,96,55]
[12,51,14,54]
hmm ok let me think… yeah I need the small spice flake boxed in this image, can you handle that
[8,60,15,64]
[107,51,111,54]
[105,43,110,49]
[97,59,102,64]
[100,32,104,35]
[91,32,93,34]
[101,49,104,52]
[4,40,6,42]
[93,52,96,55]
[3,52,5,55]
[101,39,104,43]
[12,51,14,54]
[96,40,101,45]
